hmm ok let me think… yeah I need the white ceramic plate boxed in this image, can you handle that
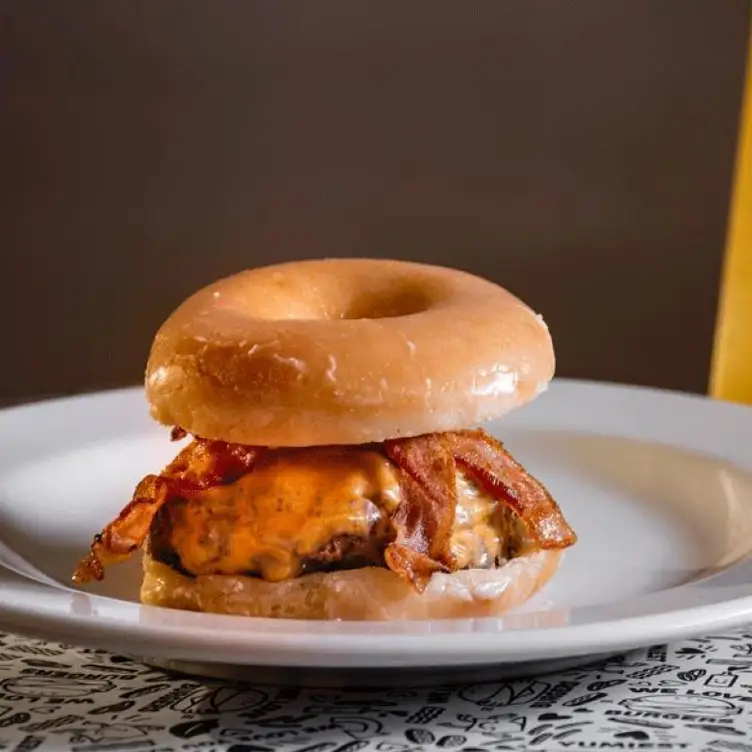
[1,379,752,681]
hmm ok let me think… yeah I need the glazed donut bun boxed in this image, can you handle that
[145,258,554,447]
[74,258,577,622]
[140,549,562,621]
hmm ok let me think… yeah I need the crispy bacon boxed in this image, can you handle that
[381,429,576,589]
[383,434,458,590]
[72,426,576,592]
[72,437,263,584]
[447,429,578,550]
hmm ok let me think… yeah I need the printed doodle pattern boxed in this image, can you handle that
[0,630,748,750]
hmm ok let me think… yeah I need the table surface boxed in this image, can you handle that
[0,629,749,751]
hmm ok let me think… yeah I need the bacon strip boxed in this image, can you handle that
[383,434,458,591]
[446,429,577,550]
[73,427,575,592]
[381,429,576,589]
[72,437,263,584]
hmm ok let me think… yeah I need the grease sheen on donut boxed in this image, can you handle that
[145,258,554,447]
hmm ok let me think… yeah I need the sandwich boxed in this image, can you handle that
[73,258,577,620]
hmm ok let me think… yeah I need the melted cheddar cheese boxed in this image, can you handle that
[150,447,512,580]
[151,448,400,581]
[452,473,506,569]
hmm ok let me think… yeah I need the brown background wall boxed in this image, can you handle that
[1,1,749,402]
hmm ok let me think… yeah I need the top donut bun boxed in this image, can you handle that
[144,258,555,446]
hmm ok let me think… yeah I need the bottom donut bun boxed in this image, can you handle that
[140,549,563,621]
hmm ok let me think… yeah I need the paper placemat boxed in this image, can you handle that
[0,628,749,751]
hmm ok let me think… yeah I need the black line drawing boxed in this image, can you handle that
[120,684,172,700]
[678,669,708,682]
[706,673,739,688]
[562,691,608,707]
[0,716,29,730]
[10,735,44,752]
[330,717,386,740]
[707,658,752,672]
[677,646,719,658]
[0,676,116,699]
[688,724,747,736]
[71,742,156,752]
[404,707,444,725]
[620,694,743,717]
[708,742,752,752]
[169,719,221,739]
[7,644,65,657]
[458,681,551,707]
[438,712,527,735]
[587,679,626,691]
[79,662,140,674]
[17,660,69,670]
[170,686,269,714]
[607,717,673,730]
[522,722,551,737]
[614,729,650,740]
[66,722,162,744]
[628,664,679,679]
[216,725,301,747]
[0,629,749,750]
[22,716,84,732]
[88,699,137,715]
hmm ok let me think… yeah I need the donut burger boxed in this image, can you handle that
[73,258,577,620]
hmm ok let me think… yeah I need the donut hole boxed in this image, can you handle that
[229,268,443,321]
[342,286,434,320]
